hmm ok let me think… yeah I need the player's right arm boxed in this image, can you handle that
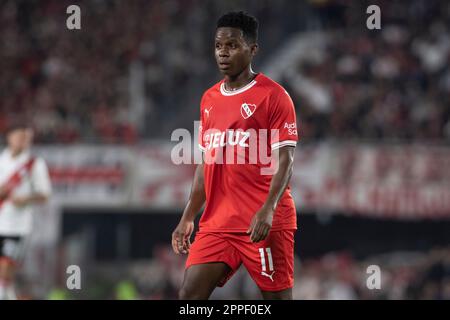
[171,162,205,254]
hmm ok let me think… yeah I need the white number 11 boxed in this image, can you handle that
[259,247,274,272]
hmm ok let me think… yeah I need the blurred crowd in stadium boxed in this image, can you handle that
[139,245,450,300]
[292,246,450,300]
[44,245,450,300]
[283,0,450,142]
[0,0,301,143]
[2,0,448,143]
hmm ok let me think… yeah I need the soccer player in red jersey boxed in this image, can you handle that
[172,11,298,300]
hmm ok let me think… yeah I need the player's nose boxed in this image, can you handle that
[218,49,230,58]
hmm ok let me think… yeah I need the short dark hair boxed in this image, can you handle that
[216,11,258,43]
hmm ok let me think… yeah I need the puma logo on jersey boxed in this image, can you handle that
[261,271,276,282]
[241,103,256,119]
[203,130,250,150]
[204,107,213,118]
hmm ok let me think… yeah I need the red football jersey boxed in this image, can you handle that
[198,73,298,232]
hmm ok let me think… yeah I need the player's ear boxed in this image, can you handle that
[250,43,258,57]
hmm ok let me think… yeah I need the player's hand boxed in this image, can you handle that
[247,206,274,243]
[172,219,194,255]
[10,196,29,208]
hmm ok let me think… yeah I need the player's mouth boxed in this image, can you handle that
[219,62,231,69]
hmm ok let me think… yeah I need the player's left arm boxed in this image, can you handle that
[11,158,52,208]
[247,87,298,242]
[247,145,295,242]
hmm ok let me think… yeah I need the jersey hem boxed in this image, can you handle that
[271,140,297,150]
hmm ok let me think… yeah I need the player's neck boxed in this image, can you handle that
[224,68,257,91]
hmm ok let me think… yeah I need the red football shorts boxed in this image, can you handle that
[185,230,295,292]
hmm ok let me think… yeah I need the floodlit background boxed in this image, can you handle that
[1,0,449,299]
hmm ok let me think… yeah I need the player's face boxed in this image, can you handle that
[7,128,33,153]
[215,27,257,77]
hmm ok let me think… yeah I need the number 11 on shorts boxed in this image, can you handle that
[259,248,275,281]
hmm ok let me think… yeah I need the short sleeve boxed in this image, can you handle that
[268,89,299,150]
[31,158,52,196]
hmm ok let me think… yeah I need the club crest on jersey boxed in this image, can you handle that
[240,103,256,119]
